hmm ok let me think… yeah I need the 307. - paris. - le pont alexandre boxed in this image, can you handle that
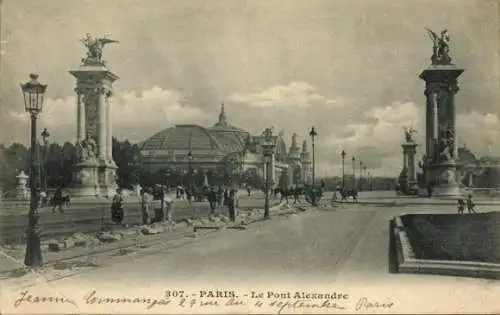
[199,290,349,300]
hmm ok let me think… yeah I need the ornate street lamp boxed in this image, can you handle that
[40,128,50,193]
[352,156,356,191]
[262,128,277,219]
[341,150,346,190]
[20,74,47,267]
[309,126,318,206]
[309,126,318,189]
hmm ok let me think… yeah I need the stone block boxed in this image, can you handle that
[96,231,122,243]
[63,238,76,249]
[48,241,61,252]
[141,226,164,235]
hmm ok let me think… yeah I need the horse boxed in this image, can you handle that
[51,189,71,212]
[340,189,358,203]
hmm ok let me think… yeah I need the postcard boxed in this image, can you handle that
[1,0,499,314]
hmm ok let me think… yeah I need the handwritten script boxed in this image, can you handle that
[11,290,395,313]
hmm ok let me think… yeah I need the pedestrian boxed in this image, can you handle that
[466,195,477,214]
[217,186,224,205]
[223,189,229,206]
[111,188,125,224]
[457,198,465,215]
[227,189,238,222]
[246,185,252,197]
[208,187,217,216]
[52,186,64,213]
[162,194,174,227]
[140,188,153,225]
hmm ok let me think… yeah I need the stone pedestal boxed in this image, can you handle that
[16,171,29,200]
[402,141,418,191]
[420,65,464,197]
[69,63,119,197]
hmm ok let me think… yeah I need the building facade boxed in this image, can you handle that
[139,104,312,188]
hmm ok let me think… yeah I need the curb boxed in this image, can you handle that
[392,215,500,279]
[335,200,500,207]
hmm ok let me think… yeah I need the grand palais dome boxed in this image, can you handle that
[139,103,250,171]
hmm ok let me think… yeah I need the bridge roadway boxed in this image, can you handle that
[3,198,498,314]
[0,191,277,244]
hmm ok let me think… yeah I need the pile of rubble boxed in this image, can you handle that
[37,201,301,253]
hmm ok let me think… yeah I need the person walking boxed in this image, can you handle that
[162,193,174,228]
[52,186,65,213]
[227,189,238,222]
[111,188,125,224]
[208,187,217,216]
[457,198,465,215]
[217,186,223,205]
[140,188,153,225]
[466,195,477,214]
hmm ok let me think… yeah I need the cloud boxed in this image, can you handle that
[6,87,211,143]
[228,81,328,108]
[5,81,500,178]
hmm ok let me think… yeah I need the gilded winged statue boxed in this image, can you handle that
[425,28,452,65]
[80,33,119,65]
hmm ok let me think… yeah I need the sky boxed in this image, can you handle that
[1,0,499,176]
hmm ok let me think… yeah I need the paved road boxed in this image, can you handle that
[4,202,498,314]
[0,191,281,244]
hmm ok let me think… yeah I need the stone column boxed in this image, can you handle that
[98,88,107,160]
[76,91,85,143]
[402,142,418,191]
[106,92,113,162]
[420,65,464,197]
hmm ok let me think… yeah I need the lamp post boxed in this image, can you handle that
[359,160,363,192]
[262,128,276,219]
[309,127,318,206]
[352,156,356,191]
[20,73,47,267]
[187,151,193,192]
[41,128,50,193]
[363,165,367,191]
[341,150,346,190]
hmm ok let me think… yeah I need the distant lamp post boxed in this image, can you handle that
[341,150,346,190]
[309,127,318,206]
[20,73,47,268]
[262,128,277,219]
[40,128,50,193]
[352,156,356,191]
[187,150,193,192]
[359,161,363,191]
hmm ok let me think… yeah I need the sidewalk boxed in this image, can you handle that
[0,199,287,274]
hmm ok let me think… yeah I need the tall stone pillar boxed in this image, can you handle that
[402,140,418,191]
[420,65,464,197]
[76,91,85,144]
[106,95,114,162]
[69,63,119,197]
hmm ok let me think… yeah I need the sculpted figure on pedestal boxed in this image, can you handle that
[438,122,455,162]
[80,33,119,65]
[403,126,417,142]
[79,132,98,162]
[425,28,453,65]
